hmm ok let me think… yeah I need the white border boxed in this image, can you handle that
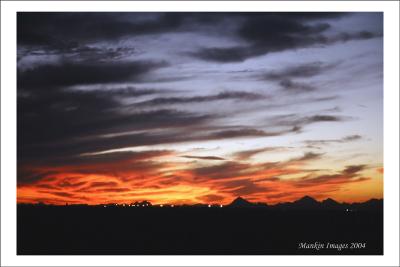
[1,1,399,266]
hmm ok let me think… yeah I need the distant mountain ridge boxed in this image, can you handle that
[226,196,383,211]
[18,196,383,211]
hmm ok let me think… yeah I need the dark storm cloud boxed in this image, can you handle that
[193,31,379,63]
[18,12,381,64]
[17,13,190,69]
[191,13,380,62]
[238,14,331,43]
[135,91,264,106]
[17,12,348,47]
[18,59,209,154]
[18,107,213,162]
[17,12,240,62]
[18,60,168,88]
[17,58,218,164]
[16,12,233,66]
[181,155,226,161]
[17,13,185,47]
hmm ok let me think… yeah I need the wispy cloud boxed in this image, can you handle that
[304,134,362,147]
[181,155,225,161]
[233,147,288,160]
[135,91,264,107]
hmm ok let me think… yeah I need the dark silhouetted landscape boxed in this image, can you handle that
[17,196,383,255]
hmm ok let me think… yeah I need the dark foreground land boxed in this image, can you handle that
[17,204,383,255]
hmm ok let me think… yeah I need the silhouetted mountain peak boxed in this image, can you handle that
[229,196,253,207]
[322,198,339,205]
[296,195,318,204]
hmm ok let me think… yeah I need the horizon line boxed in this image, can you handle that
[16,195,384,207]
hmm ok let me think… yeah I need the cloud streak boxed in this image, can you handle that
[135,91,264,106]
[233,147,288,160]
[304,135,362,147]
[181,155,226,161]
[18,60,168,88]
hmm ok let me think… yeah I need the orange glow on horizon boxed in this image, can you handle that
[17,160,383,206]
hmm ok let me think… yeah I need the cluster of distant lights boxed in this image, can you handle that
[102,204,224,208]
[103,204,151,207]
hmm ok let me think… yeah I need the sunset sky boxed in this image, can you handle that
[17,12,383,205]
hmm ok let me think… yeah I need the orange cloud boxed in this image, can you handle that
[17,150,381,205]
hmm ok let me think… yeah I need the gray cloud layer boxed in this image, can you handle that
[17,12,382,187]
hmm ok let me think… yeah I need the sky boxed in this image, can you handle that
[17,12,383,205]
